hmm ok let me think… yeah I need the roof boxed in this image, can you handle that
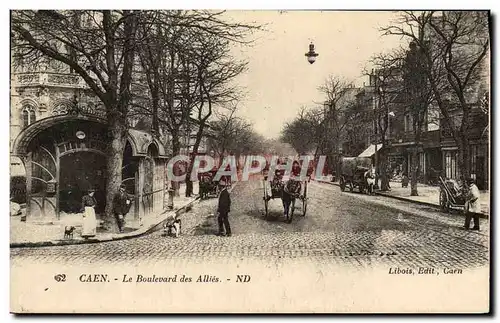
[127,129,168,158]
[12,115,169,159]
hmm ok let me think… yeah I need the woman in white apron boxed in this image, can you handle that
[81,189,98,238]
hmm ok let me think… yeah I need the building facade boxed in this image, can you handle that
[340,53,488,189]
[10,70,170,220]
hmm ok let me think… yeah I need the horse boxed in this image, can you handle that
[281,178,302,223]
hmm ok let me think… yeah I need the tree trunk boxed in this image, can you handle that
[185,124,205,197]
[410,149,419,196]
[458,136,471,182]
[410,114,424,195]
[151,89,159,134]
[379,148,390,191]
[103,117,127,232]
[185,178,193,197]
[170,132,181,197]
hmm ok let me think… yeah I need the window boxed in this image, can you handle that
[22,105,36,127]
[404,114,412,132]
[427,104,440,131]
[444,150,458,179]
[470,145,484,179]
[419,152,426,175]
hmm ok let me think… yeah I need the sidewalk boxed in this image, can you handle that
[380,181,490,217]
[10,183,199,247]
[314,178,490,218]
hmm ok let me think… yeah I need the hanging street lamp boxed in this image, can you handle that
[305,42,319,64]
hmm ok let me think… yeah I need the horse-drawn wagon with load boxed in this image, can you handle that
[339,157,375,194]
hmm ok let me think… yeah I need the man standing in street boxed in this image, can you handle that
[217,181,231,237]
[113,184,131,233]
[464,178,481,231]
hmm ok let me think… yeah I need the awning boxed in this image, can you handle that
[358,144,382,158]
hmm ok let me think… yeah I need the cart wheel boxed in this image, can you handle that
[359,185,365,194]
[302,197,307,216]
[340,177,345,192]
[349,182,354,192]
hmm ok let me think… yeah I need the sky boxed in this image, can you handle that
[224,11,405,139]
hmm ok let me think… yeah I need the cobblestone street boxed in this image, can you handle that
[9,10,491,313]
[11,180,489,269]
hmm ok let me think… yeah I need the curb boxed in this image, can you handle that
[133,181,238,236]
[312,179,489,219]
[10,196,200,249]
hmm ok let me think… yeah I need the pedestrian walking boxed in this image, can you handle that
[217,181,231,237]
[464,178,481,231]
[81,188,98,238]
[401,173,409,188]
[113,184,131,233]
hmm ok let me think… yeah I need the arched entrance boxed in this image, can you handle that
[19,119,109,218]
[12,115,169,220]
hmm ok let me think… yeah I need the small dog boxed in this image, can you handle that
[64,226,75,239]
[163,219,182,238]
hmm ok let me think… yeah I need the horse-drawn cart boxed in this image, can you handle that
[439,176,467,213]
[199,167,233,199]
[262,170,308,223]
[339,157,373,194]
[198,169,221,199]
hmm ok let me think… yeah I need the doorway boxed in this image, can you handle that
[59,152,107,214]
[475,156,485,190]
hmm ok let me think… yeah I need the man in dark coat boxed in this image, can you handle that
[113,184,131,233]
[217,181,231,237]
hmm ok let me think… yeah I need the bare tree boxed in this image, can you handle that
[281,106,323,156]
[211,113,265,161]
[402,42,435,196]
[180,14,261,196]
[207,107,242,162]
[367,52,404,191]
[317,75,357,173]
[131,10,261,197]
[12,10,140,231]
[382,11,490,181]
[134,11,201,196]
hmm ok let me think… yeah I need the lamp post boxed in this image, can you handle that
[305,42,319,64]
